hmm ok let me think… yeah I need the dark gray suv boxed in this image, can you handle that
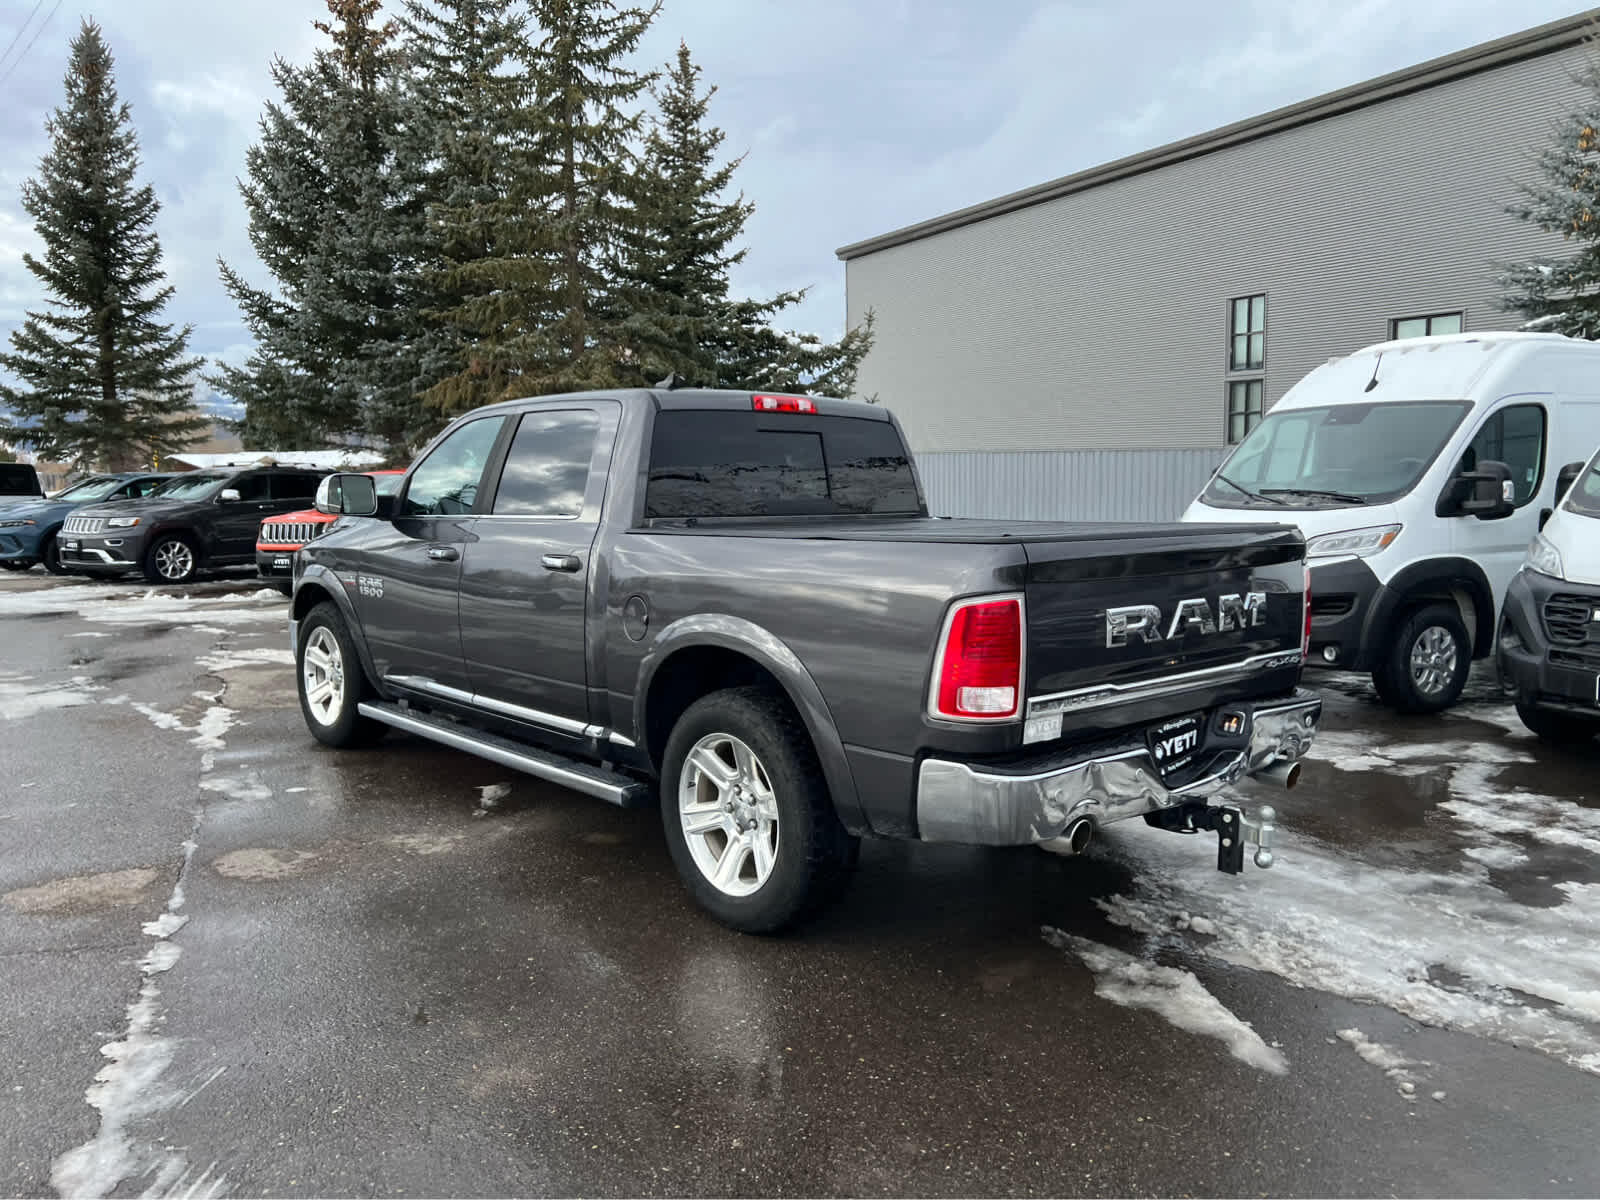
[61,465,329,584]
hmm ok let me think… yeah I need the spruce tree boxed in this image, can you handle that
[611,42,875,397]
[1503,57,1600,336]
[215,0,433,455]
[426,0,658,414]
[401,0,539,420]
[0,20,205,471]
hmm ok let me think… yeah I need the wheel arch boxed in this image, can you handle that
[635,616,866,834]
[1368,557,1498,660]
[292,566,383,693]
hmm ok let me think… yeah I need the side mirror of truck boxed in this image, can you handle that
[315,473,378,517]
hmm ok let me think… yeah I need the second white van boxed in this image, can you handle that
[1182,331,1600,712]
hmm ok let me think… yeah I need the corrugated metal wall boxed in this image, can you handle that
[845,43,1591,461]
[916,447,1226,521]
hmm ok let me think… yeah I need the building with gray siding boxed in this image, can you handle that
[838,12,1597,521]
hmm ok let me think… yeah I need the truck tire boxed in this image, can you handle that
[143,532,199,585]
[296,602,385,748]
[1514,699,1600,745]
[1371,602,1471,713]
[661,686,859,934]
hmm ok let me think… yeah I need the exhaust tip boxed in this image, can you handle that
[1067,816,1093,854]
[1284,760,1301,790]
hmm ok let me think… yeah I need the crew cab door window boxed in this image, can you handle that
[491,410,600,516]
[1461,403,1546,506]
[401,417,506,516]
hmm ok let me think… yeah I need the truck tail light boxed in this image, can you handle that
[752,394,816,413]
[933,596,1023,720]
[1302,566,1313,660]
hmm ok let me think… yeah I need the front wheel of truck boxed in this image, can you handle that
[662,686,859,934]
[296,602,386,748]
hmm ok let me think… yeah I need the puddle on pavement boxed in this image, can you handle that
[2,867,160,914]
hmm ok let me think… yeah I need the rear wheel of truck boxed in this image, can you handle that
[661,686,859,934]
[1514,699,1600,745]
[296,602,385,748]
[1372,603,1471,713]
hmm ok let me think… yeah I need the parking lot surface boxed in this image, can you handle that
[2,572,1598,1197]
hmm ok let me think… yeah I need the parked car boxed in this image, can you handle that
[1498,449,1600,742]
[0,472,172,574]
[61,464,331,584]
[0,462,44,502]
[290,387,1320,932]
[1182,331,1600,713]
[255,470,406,594]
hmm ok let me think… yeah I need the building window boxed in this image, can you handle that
[1230,295,1266,371]
[1391,312,1463,340]
[1227,379,1263,444]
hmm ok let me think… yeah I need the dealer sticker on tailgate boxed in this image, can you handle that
[1147,713,1202,777]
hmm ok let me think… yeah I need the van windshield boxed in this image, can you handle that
[1202,401,1472,508]
[1563,449,1600,518]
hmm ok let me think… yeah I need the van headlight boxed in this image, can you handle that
[1305,525,1402,559]
[1525,534,1565,580]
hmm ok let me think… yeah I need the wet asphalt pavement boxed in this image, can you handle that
[2,571,1598,1198]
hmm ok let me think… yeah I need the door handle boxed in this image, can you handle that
[541,554,582,573]
[426,545,459,562]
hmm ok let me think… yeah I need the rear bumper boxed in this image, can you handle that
[916,690,1321,844]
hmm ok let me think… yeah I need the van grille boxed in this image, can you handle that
[62,516,104,534]
[1542,594,1598,646]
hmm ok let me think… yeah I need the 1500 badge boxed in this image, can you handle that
[357,574,384,599]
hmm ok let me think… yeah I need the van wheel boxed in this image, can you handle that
[1514,699,1600,745]
[661,686,859,934]
[1373,603,1471,713]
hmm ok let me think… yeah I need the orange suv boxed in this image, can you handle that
[256,469,405,593]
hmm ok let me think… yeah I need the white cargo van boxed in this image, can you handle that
[1182,332,1600,712]
[1498,445,1600,742]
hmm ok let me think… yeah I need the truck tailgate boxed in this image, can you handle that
[1020,524,1306,734]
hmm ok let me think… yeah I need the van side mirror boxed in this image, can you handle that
[1555,460,1585,502]
[315,473,378,517]
[1461,460,1515,520]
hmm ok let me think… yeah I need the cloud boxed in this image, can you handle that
[0,0,1588,373]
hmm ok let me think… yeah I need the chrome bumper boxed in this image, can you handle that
[916,691,1321,845]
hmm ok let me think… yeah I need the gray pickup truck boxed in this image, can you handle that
[290,388,1321,931]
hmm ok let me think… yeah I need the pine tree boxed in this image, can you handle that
[0,20,205,471]
[611,42,876,397]
[401,0,540,420]
[426,0,659,415]
[1503,57,1600,337]
[215,0,433,455]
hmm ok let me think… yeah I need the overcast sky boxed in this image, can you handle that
[0,0,1590,382]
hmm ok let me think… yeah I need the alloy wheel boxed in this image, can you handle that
[301,626,346,726]
[678,732,780,897]
[1409,625,1459,697]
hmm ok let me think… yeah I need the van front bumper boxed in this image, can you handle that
[915,690,1321,845]
[1498,569,1600,711]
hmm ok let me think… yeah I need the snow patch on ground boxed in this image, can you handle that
[1097,813,1600,1076]
[1043,927,1288,1075]
[1336,1028,1431,1097]
[196,647,294,673]
[0,673,101,721]
[0,583,283,629]
[198,772,272,806]
[50,841,209,1199]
